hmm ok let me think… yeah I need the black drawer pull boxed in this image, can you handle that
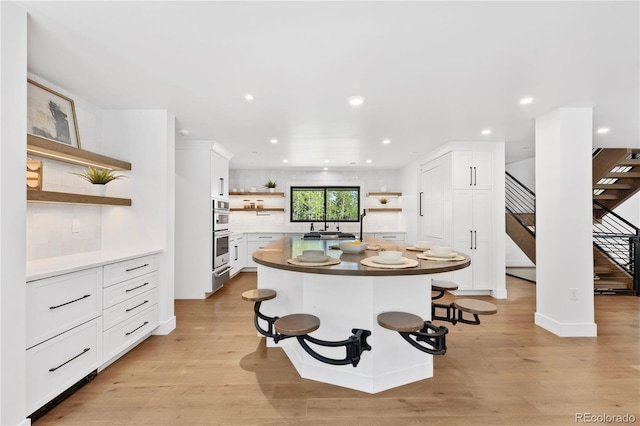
[125,263,149,272]
[125,300,149,312]
[125,282,149,292]
[126,321,149,336]
[49,348,90,372]
[49,294,90,310]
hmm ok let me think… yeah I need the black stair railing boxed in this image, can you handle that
[505,171,639,296]
[592,200,640,296]
[505,171,536,235]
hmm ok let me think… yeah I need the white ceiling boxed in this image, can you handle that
[20,1,639,170]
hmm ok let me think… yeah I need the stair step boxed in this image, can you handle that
[605,172,640,178]
[617,159,640,166]
[593,194,619,200]
[593,183,633,189]
[593,280,631,289]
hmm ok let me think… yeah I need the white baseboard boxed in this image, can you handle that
[535,312,597,337]
[153,315,176,335]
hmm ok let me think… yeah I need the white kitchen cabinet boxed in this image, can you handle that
[26,318,102,414]
[229,233,246,277]
[102,255,159,365]
[246,233,284,268]
[211,150,229,200]
[419,143,504,296]
[451,190,494,290]
[175,141,233,299]
[452,150,493,190]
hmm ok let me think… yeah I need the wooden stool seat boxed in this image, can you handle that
[275,314,320,336]
[454,299,498,315]
[377,311,425,332]
[431,279,459,292]
[241,289,277,302]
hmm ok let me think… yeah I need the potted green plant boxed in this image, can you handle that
[379,197,389,205]
[264,179,277,192]
[71,166,126,196]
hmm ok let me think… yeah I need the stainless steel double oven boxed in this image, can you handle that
[212,199,231,293]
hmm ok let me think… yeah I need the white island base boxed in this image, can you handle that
[257,265,434,393]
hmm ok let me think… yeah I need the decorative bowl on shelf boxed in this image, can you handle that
[339,240,368,253]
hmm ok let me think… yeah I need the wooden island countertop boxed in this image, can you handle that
[252,236,470,276]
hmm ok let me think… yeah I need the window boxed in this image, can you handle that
[290,186,360,222]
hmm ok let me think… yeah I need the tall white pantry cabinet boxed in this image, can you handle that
[419,142,506,298]
[175,141,233,299]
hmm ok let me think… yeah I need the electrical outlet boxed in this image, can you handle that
[72,219,80,233]
[570,288,578,301]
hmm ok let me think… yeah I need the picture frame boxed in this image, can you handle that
[27,79,81,148]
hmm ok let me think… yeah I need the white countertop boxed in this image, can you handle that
[27,248,163,282]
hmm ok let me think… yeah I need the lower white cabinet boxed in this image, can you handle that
[246,233,283,268]
[26,252,159,415]
[229,233,246,277]
[374,233,406,244]
[26,318,102,414]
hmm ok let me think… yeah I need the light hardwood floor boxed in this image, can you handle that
[36,273,639,425]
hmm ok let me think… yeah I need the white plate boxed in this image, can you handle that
[371,256,407,265]
[297,255,331,263]
[424,250,457,259]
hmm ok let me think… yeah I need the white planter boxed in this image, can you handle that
[269,188,275,193]
[94,184,107,197]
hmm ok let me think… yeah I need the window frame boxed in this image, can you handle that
[289,186,361,223]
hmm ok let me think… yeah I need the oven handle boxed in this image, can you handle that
[213,266,232,277]
[214,230,232,237]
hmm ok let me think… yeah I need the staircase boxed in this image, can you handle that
[505,148,640,296]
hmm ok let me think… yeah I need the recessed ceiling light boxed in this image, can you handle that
[382,139,391,145]
[282,159,288,163]
[244,94,254,101]
[323,167,329,171]
[519,97,534,105]
[481,129,491,135]
[270,139,278,144]
[596,127,610,134]
[366,159,372,164]
[348,96,364,106]
[324,159,330,163]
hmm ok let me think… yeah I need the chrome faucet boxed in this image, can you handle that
[310,222,314,232]
[335,222,340,232]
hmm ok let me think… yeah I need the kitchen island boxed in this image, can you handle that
[252,236,470,393]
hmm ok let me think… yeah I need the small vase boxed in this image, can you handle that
[94,184,107,197]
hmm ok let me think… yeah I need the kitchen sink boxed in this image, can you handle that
[303,231,356,239]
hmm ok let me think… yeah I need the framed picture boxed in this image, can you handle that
[27,79,81,148]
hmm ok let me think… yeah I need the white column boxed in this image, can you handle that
[0,2,29,425]
[535,108,596,337]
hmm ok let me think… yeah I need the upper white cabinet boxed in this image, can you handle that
[419,143,505,297]
[211,150,229,200]
[452,150,494,190]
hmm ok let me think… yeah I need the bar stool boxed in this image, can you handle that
[431,279,458,300]
[274,313,371,367]
[377,311,448,355]
[242,289,278,338]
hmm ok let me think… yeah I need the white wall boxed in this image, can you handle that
[25,74,108,261]
[400,160,420,243]
[0,2,28,425]
[228,168,405,234]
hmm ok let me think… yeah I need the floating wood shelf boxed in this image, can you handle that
[27,190,132,206]
[230,208,285,212]
[366,208,402,212]
[367,192,402,197]
[27,134,132,171]
[229,192,285,197]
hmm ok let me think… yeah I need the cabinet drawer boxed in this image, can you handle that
[103,255,158,287]
[27,268,102,349]
[374,233,406,243]
[103,288,158,331]
[103,305,158,362]
[103,271,157,309]
[27,318,102,414]
[247,233,283,242]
